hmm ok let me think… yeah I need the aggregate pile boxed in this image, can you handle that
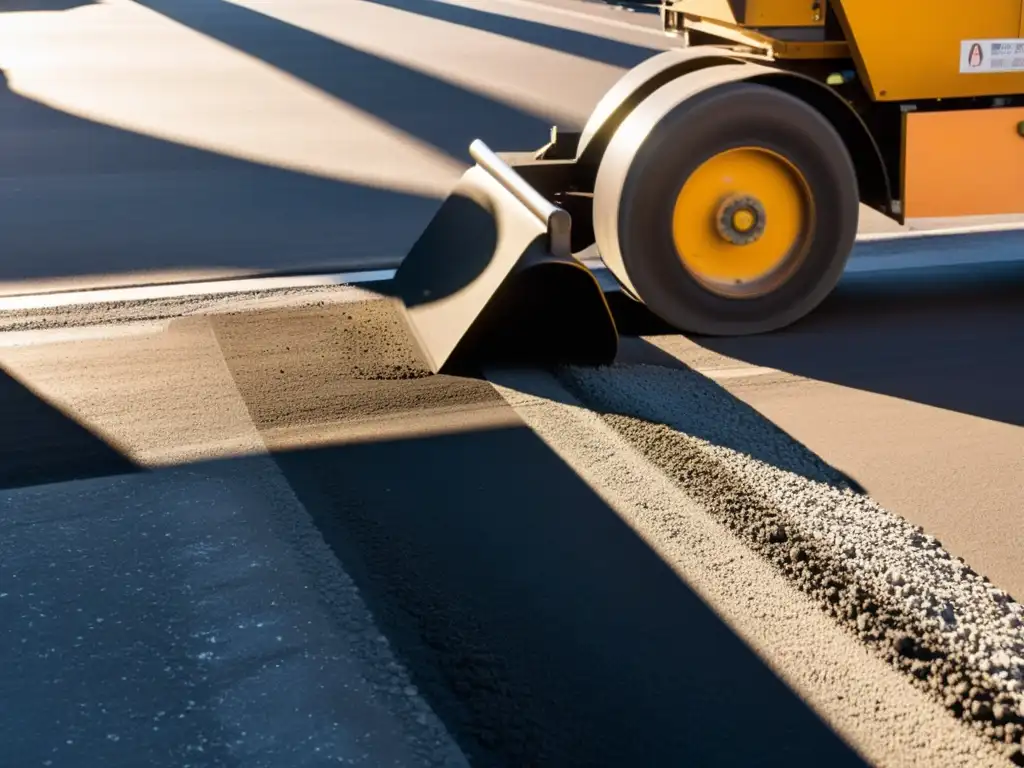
[558,363,1024,764]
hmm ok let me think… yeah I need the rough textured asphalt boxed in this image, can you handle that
[0,295,865,767]
[639,262,1024,601]
[555,364,1024,758]
[489,368,1015,768]
[1,461,470,768]
[3,0,1021,296]
[1,0,1022,765]
[0,266,1022,766]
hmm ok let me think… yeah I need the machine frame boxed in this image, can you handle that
[393,0,1024,369]
[658,0,1024,220]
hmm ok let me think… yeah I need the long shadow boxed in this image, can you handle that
[0,402,866,766]
[578,294,867,491]
[0,0,638,286]
[361,0,657,67]
[0,69,440,282]
[696,262,1024,427]
[0,294,869,766]
[0,366,140,489]
[207,294,867,766]
[134,0,556,157]
[267,428,867,767]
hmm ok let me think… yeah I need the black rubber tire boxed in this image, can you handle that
[608,81,859,336]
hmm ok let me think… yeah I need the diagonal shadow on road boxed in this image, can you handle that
[0,366,140,490]
[207,299,870,766]
[360,0,659,68]
[267,425,869,767]
[134,0,558,160]
[0,300,870,768]
[697,263,1024,428]
[0,389,869,768]
[0,69,440,283]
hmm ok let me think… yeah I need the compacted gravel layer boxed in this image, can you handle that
[556,362,1024,765]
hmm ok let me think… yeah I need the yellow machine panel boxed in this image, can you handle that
[902,107,1024,218]
[743,0,825,27]
[665,0,824,29]
[834,0,1024,101]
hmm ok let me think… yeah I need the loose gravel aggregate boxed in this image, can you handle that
[556,362,1024,764]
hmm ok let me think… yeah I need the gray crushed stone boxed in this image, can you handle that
[557,363,1024,764]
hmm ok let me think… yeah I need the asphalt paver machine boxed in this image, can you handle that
[393,0,1024,372]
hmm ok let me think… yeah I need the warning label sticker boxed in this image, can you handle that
[960,38,1024,73]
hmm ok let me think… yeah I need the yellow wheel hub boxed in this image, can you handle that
[731,208,756,233]
[671,146,814,298]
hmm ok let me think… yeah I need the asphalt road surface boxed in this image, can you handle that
[644,262,1024,602]
[1,2,1024,767]
[1,0,1022,295]
[0,252,1022,767]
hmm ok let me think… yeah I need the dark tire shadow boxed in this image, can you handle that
[605,260,1024,428]
[602,292,869,492]
[698,263,1024,428]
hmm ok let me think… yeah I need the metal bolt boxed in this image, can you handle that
[732,208,756,233]
[717,195,766,246]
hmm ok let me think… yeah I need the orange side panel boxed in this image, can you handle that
[744,0,824,27]
[902,107,1024,219]
[833,0,1024,101]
